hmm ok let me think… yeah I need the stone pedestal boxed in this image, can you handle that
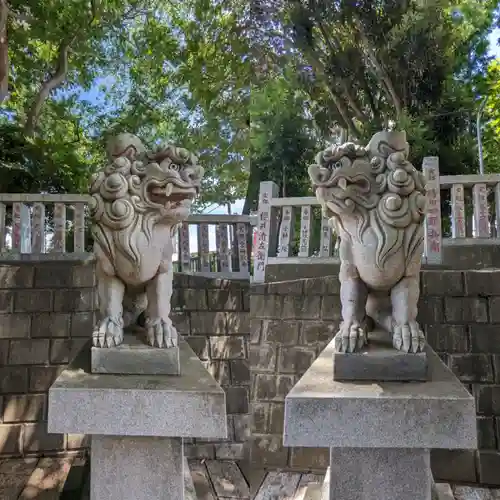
[48,340,227,500]
[333,329,428,381]
[284,339,477,500]
[91,333,180,375]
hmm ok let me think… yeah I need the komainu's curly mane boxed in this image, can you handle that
[309,135,427,269]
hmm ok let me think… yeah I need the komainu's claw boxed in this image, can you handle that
[392,321,425,353]
[92,317,124,348]
[145,318,178,348]
[334,320,367,353]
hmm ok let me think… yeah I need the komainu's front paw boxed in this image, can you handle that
[145,318,178,348]
[334,320,367,353]
[92,317,124,348]
[392,321,425,353]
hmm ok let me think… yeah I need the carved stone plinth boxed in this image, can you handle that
[48,341,227,500]
[284,338,477,500]
[91,334,180,375]
[333,329,428,382]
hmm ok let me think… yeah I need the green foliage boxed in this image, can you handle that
[483,58,500,172]
[1,0,251,207]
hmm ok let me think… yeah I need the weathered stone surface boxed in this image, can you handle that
[0,424,22,454]
[284,339,476,449]
[278,347,316,376]
[53,289,93,312]
[332,329,428,381]
[431,449,477,483]
[449,354,494,383]
[91,334,181,375]
[425,324,467,353]
[454,485,500,499]
[51,338,87,364]
[476,385,500,414]
[323,448,432,500]
[28,366,62,392]
[478,451,500,486]
[210,335,246,360]
[465,269,500,296]
[0,314,31,339]
[470,325,500,353]
[225,387,248,414]
[477,416,496,449]
[3,394,46,423]
[230,359,249,384]
[422,270,464,296]
[9,339,49,365]
[22,423,64,453]
[91,435,184,500]
[434,483,454,500]
[251,435,288,467]
[31,313,70,338]
[0,367,28,393]
[0,265,35,288]
[444,297,488,323]
[48,341,227,438]
[14,290,53,312]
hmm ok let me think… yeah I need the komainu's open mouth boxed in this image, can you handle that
[149,184,196,207]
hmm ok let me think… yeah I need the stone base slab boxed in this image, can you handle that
[91,435,188,500]
[322,448,431,500]
[284,338,476,449]
[48,340,227,439]
[91,334,180,375]
[333,329,428,382]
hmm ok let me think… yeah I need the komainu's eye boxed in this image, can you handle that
[169,164,181,171]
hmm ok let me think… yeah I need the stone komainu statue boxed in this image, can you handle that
[89,133,204,348]
[309,131,428,354]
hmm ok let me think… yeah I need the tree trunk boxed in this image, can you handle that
[0,0,9,103]
[24,39,75,136]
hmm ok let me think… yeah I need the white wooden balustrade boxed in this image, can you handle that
[253,157,500,282]
[0,194,255,279]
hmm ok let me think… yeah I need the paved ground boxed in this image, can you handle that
[252,472,500,500]
[0,456,82,499]
[2,458,499,499]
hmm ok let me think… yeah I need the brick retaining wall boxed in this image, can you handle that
[250,271,500,487]
[0,262,250,462]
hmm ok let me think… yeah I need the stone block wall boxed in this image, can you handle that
[250,271,500,487]
[0,261,250,462]
[0,261,95,458]
[176,274,251,461]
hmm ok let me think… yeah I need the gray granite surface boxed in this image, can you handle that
[333,329,428,381]
[48,340,227,438]
[91,334,180,375]
[284,338,476,448]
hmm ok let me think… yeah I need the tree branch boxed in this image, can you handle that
[315,19,368,123]
[24,37,76,136]
[353,17,403,123]
[24,2,99,136]
[0,0,9,104]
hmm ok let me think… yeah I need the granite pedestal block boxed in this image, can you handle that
[91,334,180,375]
[48,340,227,500]
[333,329,428,381]
[284,338,477,500]
[91,436,184,500]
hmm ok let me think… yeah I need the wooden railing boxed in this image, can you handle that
[253,157,500,282]
[0,194,255,279]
